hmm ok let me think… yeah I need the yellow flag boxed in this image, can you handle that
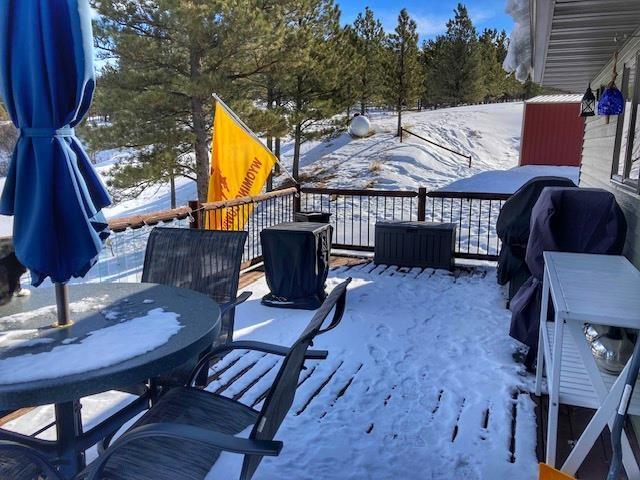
[206,100,277,230]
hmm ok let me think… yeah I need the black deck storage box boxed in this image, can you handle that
[294,211,332,223]
[261,222,333,310]
[374,221,456,270]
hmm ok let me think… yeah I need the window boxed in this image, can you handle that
[612,52,640,191]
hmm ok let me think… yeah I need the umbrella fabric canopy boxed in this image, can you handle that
[0,0,111,286]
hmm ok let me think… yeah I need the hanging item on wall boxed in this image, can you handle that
[598,51,624,123]
[580,84,596,117]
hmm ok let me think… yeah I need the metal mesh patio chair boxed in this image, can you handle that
[141,227,250,388]
[83,278,351,480]
[142,227,250,346]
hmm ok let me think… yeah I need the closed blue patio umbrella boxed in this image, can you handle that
[0,0,111,324]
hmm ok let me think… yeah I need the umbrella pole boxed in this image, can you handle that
[55,283,71,326]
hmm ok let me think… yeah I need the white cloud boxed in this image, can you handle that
[379,10,448,37]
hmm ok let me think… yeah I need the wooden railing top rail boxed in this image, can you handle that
[108,206,192,233]
[300,187,418,198]
[108,187,297,233]
[106,186,511,233]
[200,187,297,211]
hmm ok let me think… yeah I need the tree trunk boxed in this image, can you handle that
[192,98,209,202]
[360,100,366,115]
[266,137,273,192]
[396,100,402,137]
[188,42,210,202]
[292,123,301,181]
[169,170,176,209]
[274,137,281,174]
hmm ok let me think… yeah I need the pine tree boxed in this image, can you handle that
[88,0,285,203]
[421,37,448,107]
[478,29,506,101]
[277,0,352,181]
[353,7,386,115]
[385,9,421,137]
[440,3,483,105]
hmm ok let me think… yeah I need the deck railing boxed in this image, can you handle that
[426,191,510,261]
[299,187,509,260]
[84,185,508,283]
[85,187,296,283]
[299,187,421,251]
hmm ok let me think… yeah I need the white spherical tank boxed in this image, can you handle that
[349,115,371,137]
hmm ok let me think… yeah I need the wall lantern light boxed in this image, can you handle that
[580,84,596,117]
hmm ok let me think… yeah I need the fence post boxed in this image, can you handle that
[417,187,427,221]
[293,185,301,213]
[188,200,202,229]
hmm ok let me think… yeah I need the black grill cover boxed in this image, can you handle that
[509,187,627,365]
[496,176,576,288]
[261,222,333,310]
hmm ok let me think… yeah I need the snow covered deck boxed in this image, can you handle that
[218,261,539,479]
[3,258,629,478]
[2,260,538,478]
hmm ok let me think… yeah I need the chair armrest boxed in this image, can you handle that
[188,340,328,385]
[224,340,328,360]
[85,423,282,480]
[316,279,350,335]
[0,441,62,480]
[220,291,252,317]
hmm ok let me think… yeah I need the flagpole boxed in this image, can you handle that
[212,93,298,186]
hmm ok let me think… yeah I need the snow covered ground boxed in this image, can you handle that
[278,103,527,191]
[0,102,578,231]
[440,165,579,194]
[4,263,539,480]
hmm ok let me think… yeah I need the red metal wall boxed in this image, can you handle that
[520,103,585,167]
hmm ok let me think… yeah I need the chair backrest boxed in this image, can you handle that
[142,227,248,343]
[240,278,351,480]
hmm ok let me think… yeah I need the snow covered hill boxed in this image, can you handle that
[0,102,578,229]
[278,102,525,191]
[90,102,529,220]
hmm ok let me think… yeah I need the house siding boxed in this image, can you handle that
[580,34,640,268]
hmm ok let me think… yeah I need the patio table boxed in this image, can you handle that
[0,282,220,478]
[535,252,640,479]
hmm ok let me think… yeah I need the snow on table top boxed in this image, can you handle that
[439,165,580,194]
[0,308,182,384]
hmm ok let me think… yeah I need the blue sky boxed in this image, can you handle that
[338,1,514,41]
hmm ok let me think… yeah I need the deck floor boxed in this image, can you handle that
[237,257,637,479]
[2,256,636,478]
[213,259,538,478]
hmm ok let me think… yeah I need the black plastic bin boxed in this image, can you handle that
[374,221,456,270]
[294,211,332,223]
[260,222,333,310]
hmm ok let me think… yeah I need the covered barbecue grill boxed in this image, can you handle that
[509,187,627,367]
[496,176,576,302]
[260,222,333,310]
